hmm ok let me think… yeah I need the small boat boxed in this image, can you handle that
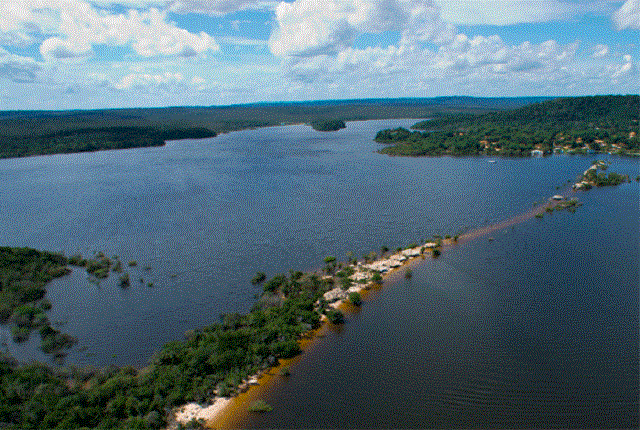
[488,160,496,163]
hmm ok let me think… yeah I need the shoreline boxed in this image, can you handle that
[175,185,581,428]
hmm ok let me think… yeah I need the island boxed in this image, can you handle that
[310,119,346,132]
[375,95,639,157]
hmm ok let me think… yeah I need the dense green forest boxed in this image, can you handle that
[376,95,639,157]
[0,246,363,429]
[0,97,547,159]
[0,127,216,159]
[0,248,76,358]
[310,119,346,131]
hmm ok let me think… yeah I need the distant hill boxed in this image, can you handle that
[376,95,639,157]
[0,97,548,158]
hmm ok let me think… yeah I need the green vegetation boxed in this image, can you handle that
[0,247,77,356]
[575,160,631,189]
[0,97,546,159]
[85,255,112,279]
[247,399,273,413]
[326,309,345,324]
[0,267,333,429]
[0,127,216,159]
[279,366,291,376]
[0,215,575,429]
[0,247,69,322]
[376,95,639,157]
[348,292,362,306]
[119,273,131,288]
[251,272,266,285]
[310,119,346,132]
[371,272,383,285]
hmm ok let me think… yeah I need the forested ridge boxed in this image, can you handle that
[376,95,639,156]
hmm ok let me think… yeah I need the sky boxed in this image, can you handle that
[0,0,638,110]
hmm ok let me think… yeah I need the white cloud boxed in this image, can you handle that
[40,37,93,59]
[612,0,640,29]
[114,71,185,89]
[437,0,609,26]
[592,44,609,58]
[191,75,206,84]
[609,54,634,78]
[269,0,452,58]
[220,36,268,46]
[0,1,219,60]
[169,0,277,15]
[0,47,42,82]
[282,33,585,98]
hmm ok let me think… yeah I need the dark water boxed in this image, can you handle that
[225,166,639,429]
[0,120,637,427]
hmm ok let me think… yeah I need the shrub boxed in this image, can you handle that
[431,249,440,257]
[340,277,353,290]
[216,383,232,397]
[40,299,52,310]
[371,272,383,285]
[251,272,266,285]
[119,273,130,288]
[271,340,301,358]
[263,274,287,293]
[128,260,137,267]
[248,399,273,413]
[326,309,344,324]
[68,254,83,266]
[112,260,123,273]
[323,256,336,263]
[405,269,412,279]
[279,366,291,376]
[11,326,30,342]
[348,292,362,306]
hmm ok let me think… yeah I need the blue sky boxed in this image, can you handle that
[0,0,637,110]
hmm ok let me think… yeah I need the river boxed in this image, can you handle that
[0,120,637,427]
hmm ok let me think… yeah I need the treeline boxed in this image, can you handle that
[0,127,216,159]
[0,97,546,159]
[310,119,346,132]
[376,95,639,157]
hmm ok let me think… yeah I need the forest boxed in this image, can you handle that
[0,96,546,159]
[0,246,366,429]
[376,95,639,157]
[310,119,346,132]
